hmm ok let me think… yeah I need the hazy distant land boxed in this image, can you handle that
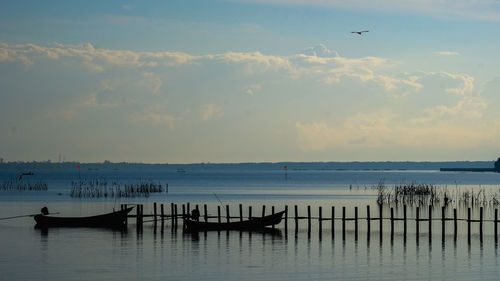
[0,161,496,171]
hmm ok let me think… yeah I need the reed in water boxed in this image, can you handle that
[70,178,167,198]
[376,181,500,207]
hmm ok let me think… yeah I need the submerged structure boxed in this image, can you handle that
[440,158,500,172]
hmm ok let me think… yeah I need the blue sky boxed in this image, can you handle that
[1,0,500,163]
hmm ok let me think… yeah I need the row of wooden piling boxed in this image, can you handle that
[121,203,500,243]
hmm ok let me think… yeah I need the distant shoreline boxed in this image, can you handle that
[0,161,495,171]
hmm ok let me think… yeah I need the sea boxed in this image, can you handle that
[1,166,500,280]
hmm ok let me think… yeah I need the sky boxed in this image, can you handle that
[1,0,500,163]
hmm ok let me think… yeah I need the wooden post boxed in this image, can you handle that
[379,205,383,240]
[354,206,358,241]
[428,205,432,238]
[226,205,230,224]
[332,206,335,238]
[187,203,190,214]
[136,204,141,232]
[453,208,457,241]
[416,206,420,239]
[262,205,266,218]
[170,203,174,225]
[182,204,186,220]
[154,202,157,223]
[403,205,407,239]
[161,204,165,228]
[174,204,178,227]
[480,207,483,243]
[204,204,208,222]
[319,206,323,233]
[495,209,498,244]
[272,206,275,229]
[239,204,243,221]
[284,205,288,230]
[217,206,221,223]
[467,207,471,244]
[294,205,298,231]
[441,206,445,243]
[342,206,346,240]
[249,206,252,220]
[366,205,371,232]
[307,205,311,234]
[390,207,394,240]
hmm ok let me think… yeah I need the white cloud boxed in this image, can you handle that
[0,42,422,95]
[246,84,261,96]
[301,44,338,58]
[130,102,176,129]
[201,104,224,121]
[434,51,459,56]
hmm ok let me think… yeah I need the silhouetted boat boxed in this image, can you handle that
[34,207,134,228]
[22,172,34,176]
[184,210,285,231]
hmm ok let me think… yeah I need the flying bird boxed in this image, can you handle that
[351,30,369,35]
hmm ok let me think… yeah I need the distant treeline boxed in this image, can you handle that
[0,160,496,171]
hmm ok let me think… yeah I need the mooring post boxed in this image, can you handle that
[403,205,407,239]
[307,205,311,233]
[493,209,498,244]
[453,208,457,241]
[170,203,174,225]
[332,206,335,238]
[226,205,230,224]
[262,205,266,218]
[204,204,208,222]
[182,204,186,220]
[480,207,483,243]
[495,209,498,243]
[379,205,383,240]
[354,206,358,241]
[416,206,420,239]
[136,204,141,232]
[441,206,445,243]
[390,207,394,240]
[239,204,243,221]
[272,206,275,229]
[342,206,346,240]
[367,205,371,232]
[467,207,471,244]
[319,206,323,233]
[249,206,252,220]
[218,206,221,223]
[428,205,432,238]
[294,205,298,232]
[161,204,165,227]
[284,205,288,230]
[154,202,157,224]
[174,204,178,227]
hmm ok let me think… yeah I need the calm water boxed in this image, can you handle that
[1,169,500,280]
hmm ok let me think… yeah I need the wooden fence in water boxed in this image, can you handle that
[122,203,500,243]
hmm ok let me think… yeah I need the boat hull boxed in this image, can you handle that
[34,207,134,228]
[184,210,285,231]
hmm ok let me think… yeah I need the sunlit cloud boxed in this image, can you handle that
[434,51,459,56]
[201,104,224,121]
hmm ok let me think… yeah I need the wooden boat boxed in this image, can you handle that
[184,210,285,231]
[34,207,134,228]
